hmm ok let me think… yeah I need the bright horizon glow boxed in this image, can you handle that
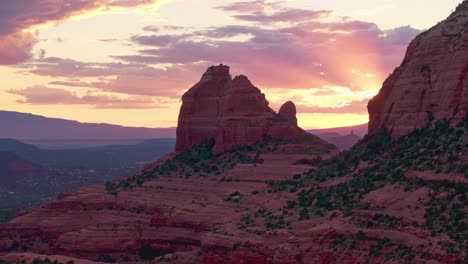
[0,0,461,129]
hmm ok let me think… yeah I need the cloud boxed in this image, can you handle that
[22,7,421,105]
[130,34,188,47]
[23,57,205,98]
[98,38,120,43]
[25,57,168,78]
[143,25,186,32]
[382,26,423,45]
[0,0,159,36]
[296,98,371,115]
[217,0,280,14]
[0,0,161,65]
[8,85,167,109]
[233,9,332,23]
[117,19,422,91]
[9,86,79,104]
[13,1,423,112]
[0,32,38,65]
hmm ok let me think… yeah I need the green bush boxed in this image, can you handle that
[138,244,172,260]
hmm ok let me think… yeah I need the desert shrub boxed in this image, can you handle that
[269,179,303,192]
[138,244,172,260]
[223,191,243,203]
[294,156,322,166]
[264,215,290,230]
[105,181,117,196]
[97,254,116,263]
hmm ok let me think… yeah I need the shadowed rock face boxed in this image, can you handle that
[278,101,298,127]
[175,65,232,152]
[176,65,305,152]
[368,1,468,137]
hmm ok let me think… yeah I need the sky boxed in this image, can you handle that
[0,0,462,129]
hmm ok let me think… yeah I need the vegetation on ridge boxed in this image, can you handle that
[106,134,334,194]
[100,117,467,262]
[264,117,467,259]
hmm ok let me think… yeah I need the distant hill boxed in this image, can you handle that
[308,123,368,137]
[0,138,176,223]
[0,138,175,169]
[307,123,367,150]
[0,152,48,193]
[0,151,54,222]
[0,152,43,184]
[316,132,362,150]
[0,110,176,139]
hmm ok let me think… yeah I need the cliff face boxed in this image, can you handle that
[175,65,231,152]
[176,65,304,152]
[368,1,468,137]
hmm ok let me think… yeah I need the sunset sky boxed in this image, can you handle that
[0,0,462,129]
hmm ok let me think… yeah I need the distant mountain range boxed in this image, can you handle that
[0,138,175,169]
[0,138,176,223]
[0,110,369,150]
[308,123,368,137]
[0,151,69,195]
[0,110,176,139]
[307,123,368,150]
[0,151,45,192]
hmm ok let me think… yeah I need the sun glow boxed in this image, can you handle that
[1,0,449,130]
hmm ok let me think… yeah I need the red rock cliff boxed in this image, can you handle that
[175,65,231,151]
[176,65,304,152]
[368,1,468,137]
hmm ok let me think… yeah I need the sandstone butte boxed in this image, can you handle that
[368,1,468,137]
[176,65,304,153]
[0,2,467,264]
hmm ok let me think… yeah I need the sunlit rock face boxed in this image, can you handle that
[176,65,306,152]
[368,1,468,137]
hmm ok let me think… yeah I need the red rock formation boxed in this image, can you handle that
[176,65,308,152]
[175,65,231,151]
[268,101,301,140]
[214,75,275,152]
[278,101,298,127]
[368,1,468,137]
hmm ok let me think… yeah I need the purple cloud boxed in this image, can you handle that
[116,20,422,90]
[0,32,37,65]
[0,0,160,64]
[12,1,424,114]
[233,9,332,23]
[143,25,186,32]
[8,85,167,109]
[217,0,280,14]
[24,57,205,98]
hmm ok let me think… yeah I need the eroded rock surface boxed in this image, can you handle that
[368,1,468,137]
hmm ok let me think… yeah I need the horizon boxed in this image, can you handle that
[0,109,369,130]
[0,0,462,129]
